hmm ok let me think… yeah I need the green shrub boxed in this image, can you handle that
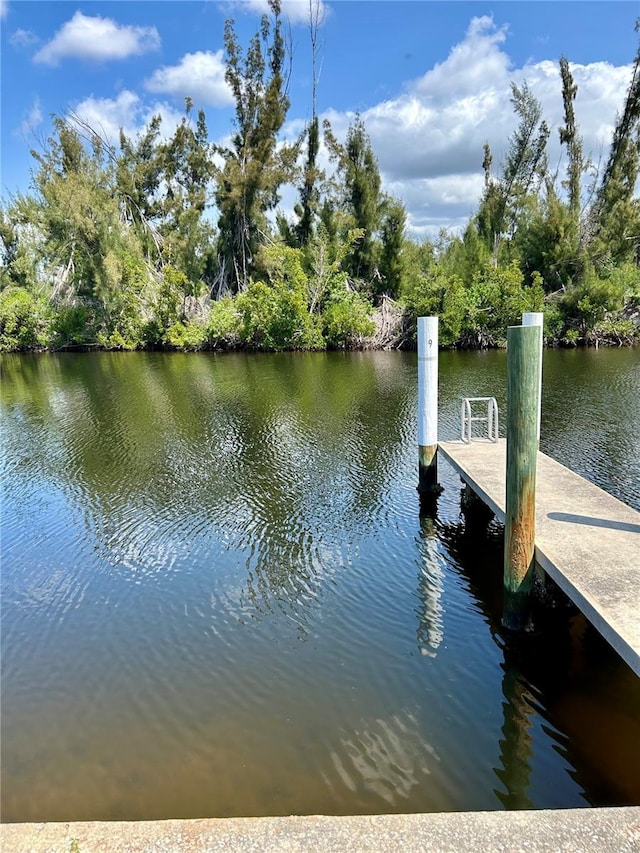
[592,317,640,345]
[50,305,93,347]
[96,308,145,350]
[401,266,470,346]
[561,263,625,333]
[163,321,207,351]
[322,291,375,347]
[97,328,140,350]
[236,280,323,351]
[207,296,241,348]
[542,301,565,342]
[0,287,49,351]
[152,265,189,332]
[609,262,640,300]
[467,262,544,343]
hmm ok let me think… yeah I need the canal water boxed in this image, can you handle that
[1,349,639,822]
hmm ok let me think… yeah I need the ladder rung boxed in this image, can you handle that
[460,396,499,443]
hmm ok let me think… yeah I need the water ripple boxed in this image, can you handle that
[2,350,640,822]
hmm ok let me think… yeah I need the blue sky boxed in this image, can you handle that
[1,1,637,237]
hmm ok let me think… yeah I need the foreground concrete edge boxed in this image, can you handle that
[3,808,640,853]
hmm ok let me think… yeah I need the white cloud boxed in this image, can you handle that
[15,98,43,138]
[412,16,511,103]
[0,0,8,20]
[34,12,160,66]
[224,0,329,26]
[9,28,39,48]
[71,90,142,143]
[71,90,185,147]
[316,16,632,238]
[145,51,233,107]
[387,175,486,235]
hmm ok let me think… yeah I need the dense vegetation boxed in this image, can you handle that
[1,2,639,353]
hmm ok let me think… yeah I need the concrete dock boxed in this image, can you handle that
[438,439,640,675]
[3,807,640,852]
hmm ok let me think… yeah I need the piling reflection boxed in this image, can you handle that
[494,656,535,809]
[415,512,446,658]
[433,494,640,809]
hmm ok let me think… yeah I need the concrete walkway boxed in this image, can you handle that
[3,808,640,853]
[438,439,640,675]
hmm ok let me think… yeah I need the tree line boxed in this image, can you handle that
[1,1,639,352]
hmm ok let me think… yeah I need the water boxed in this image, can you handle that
[1,348,639,822]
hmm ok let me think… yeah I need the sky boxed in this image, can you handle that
[1,1,637,239]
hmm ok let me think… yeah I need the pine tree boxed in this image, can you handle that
[477,83,549,264]
[292,0,326,248]
[588,21,640,266]
[159,101,216,290]
[294,116,321,247]
[117,115,164,261]
[17,118,151,346]
[559,56,583,226]
[378,197,406,298]
[324,115,384,285]
[214,0,295,294]
[343,117,381,282]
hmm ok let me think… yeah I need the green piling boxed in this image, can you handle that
[503,323,542,631]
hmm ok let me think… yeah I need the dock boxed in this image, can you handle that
[438,439,640,676]
[3,807,640,852]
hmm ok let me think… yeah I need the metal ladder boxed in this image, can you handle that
[461,397,499,443]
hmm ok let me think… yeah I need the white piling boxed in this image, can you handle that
[418,316,439,493]
[522,312,543,441]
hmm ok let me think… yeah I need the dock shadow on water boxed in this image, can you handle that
[1,350,639,822]
[431,494,640,810]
